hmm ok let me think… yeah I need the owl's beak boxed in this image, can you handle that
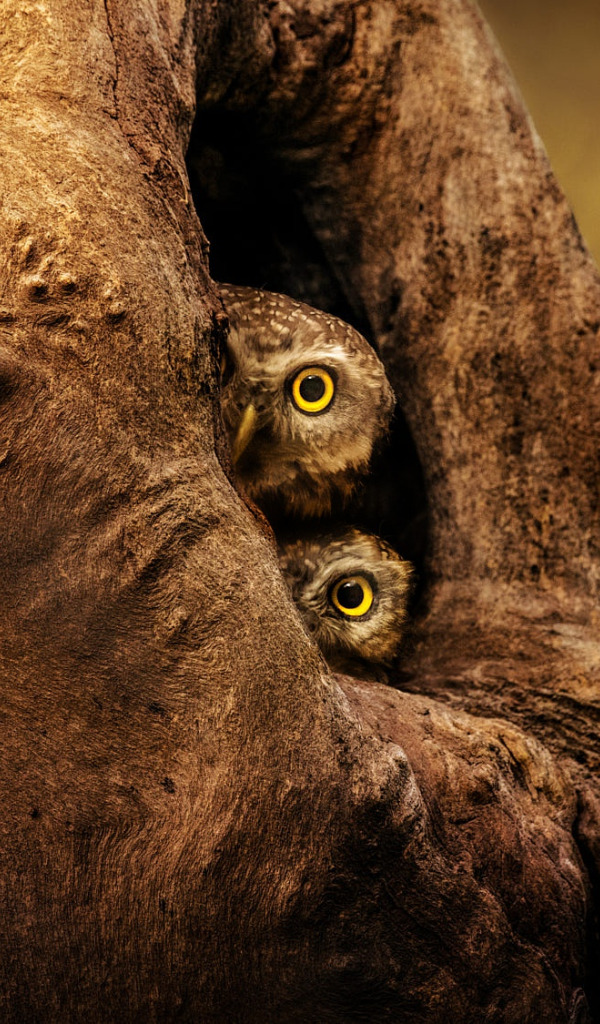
[231,402,259,464]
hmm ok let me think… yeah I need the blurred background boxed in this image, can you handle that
[479,0,600,265]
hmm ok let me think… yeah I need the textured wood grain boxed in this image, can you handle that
[0,0,598,1020]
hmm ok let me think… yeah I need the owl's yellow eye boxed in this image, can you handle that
[291,366,335,414]
[330,576,374,618]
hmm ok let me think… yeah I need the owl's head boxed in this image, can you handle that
[219,284,395,518]
[278,528,413,674]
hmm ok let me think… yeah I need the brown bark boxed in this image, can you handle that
[0,0,598,1021]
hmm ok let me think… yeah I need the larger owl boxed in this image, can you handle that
[278,527,413,677]
[219,284,395,518]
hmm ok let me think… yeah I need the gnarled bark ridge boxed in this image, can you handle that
[0,0,598,1021]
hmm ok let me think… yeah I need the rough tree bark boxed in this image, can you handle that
[0,1,597,1022]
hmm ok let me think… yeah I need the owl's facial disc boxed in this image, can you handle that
[219,283,396,517]
[278,528,413,670]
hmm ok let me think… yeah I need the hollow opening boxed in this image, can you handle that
[186,111,429,602]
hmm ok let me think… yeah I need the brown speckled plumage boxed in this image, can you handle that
[278,528,413,677]
[219,283,395,518]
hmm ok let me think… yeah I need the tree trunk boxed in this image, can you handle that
[0,0,597,1021]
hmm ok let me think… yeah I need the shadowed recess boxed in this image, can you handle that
[186,111,429,587]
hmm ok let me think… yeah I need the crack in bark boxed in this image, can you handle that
[572,791,600,1023]
[101,0,148,166]
[103,0,120,122]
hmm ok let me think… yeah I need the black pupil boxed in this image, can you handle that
[299,373,326,403]
[336,580,364,609]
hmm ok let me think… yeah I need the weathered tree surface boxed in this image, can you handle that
[0,0,598,1021]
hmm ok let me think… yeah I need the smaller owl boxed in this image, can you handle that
[219,284,395,519]
[278,528,413,678]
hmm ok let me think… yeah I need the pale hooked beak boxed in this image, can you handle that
[231,402,259,464]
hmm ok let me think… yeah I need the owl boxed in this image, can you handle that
[278,528,413,677]
[219,284,395,519]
